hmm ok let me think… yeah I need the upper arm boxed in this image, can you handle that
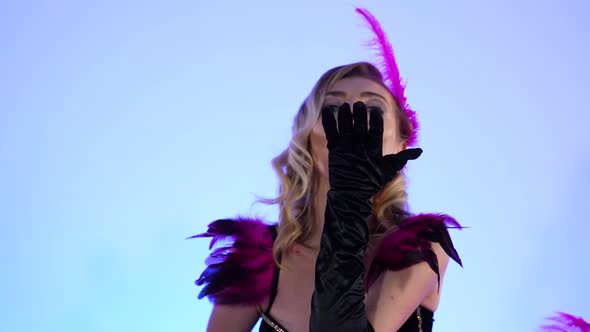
[366,242,451,332]
[207,304,260,332]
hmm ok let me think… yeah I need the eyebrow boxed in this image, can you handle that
[326,90,389,104]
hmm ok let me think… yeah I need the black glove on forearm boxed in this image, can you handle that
[309,101,421,332]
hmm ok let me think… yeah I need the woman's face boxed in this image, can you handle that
[310,76,406,178]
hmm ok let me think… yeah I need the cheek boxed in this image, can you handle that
[310,120,329,172]
[310,120,327,146]
[382,113,403,155]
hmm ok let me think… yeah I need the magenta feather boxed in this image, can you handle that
[187,217,277,305]
[356,7,420,146]
[540,312,590,332]
[367,213,463,289]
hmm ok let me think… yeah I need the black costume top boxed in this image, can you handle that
[190,103,462,331]
[191,213,461,332]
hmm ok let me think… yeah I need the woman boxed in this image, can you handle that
[189,8,462,332]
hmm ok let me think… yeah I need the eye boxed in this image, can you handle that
[323,98,341,108]
[367,105,385,115]
[366,99,387,112]
[322,104,339,111]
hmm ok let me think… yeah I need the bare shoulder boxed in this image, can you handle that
[432,242,451,272]
[366,264,437,331]
[382,242,452,300]
[365,243,453,330]
[207,304,260,332]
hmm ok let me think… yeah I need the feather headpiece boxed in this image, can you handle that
[356,8,420,146]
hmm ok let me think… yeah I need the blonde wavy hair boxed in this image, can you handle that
[262,62,414,266]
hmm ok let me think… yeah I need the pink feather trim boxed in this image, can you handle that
[367,213,463,288]
[187,217,277,305]
[540,312,590,332]
[356,7,420,146]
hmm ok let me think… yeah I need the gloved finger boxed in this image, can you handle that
[337,103,354,148]
[397,148,423,161]
[352,101,368,143]
[367,107,384,150]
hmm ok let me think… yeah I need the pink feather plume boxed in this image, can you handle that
[187,217,277,305]
[355,7,419,146]
[540,312,590,332]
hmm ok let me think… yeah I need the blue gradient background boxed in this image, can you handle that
[1,0,589,331]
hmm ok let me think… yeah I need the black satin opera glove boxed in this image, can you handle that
[309,102,421,332]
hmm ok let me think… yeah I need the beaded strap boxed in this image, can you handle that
[257,306,286,332]
[259,305,426,331]
[416,306,423,332]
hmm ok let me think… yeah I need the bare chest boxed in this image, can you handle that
[266,245,318,332]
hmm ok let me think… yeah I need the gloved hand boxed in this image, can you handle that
[323,101,422,194]
[310,101,421,332]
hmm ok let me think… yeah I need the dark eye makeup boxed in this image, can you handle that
[322,101,386,119]
[367,106,384,115]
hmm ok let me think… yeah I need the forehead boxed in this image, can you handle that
[328,77,392,98]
